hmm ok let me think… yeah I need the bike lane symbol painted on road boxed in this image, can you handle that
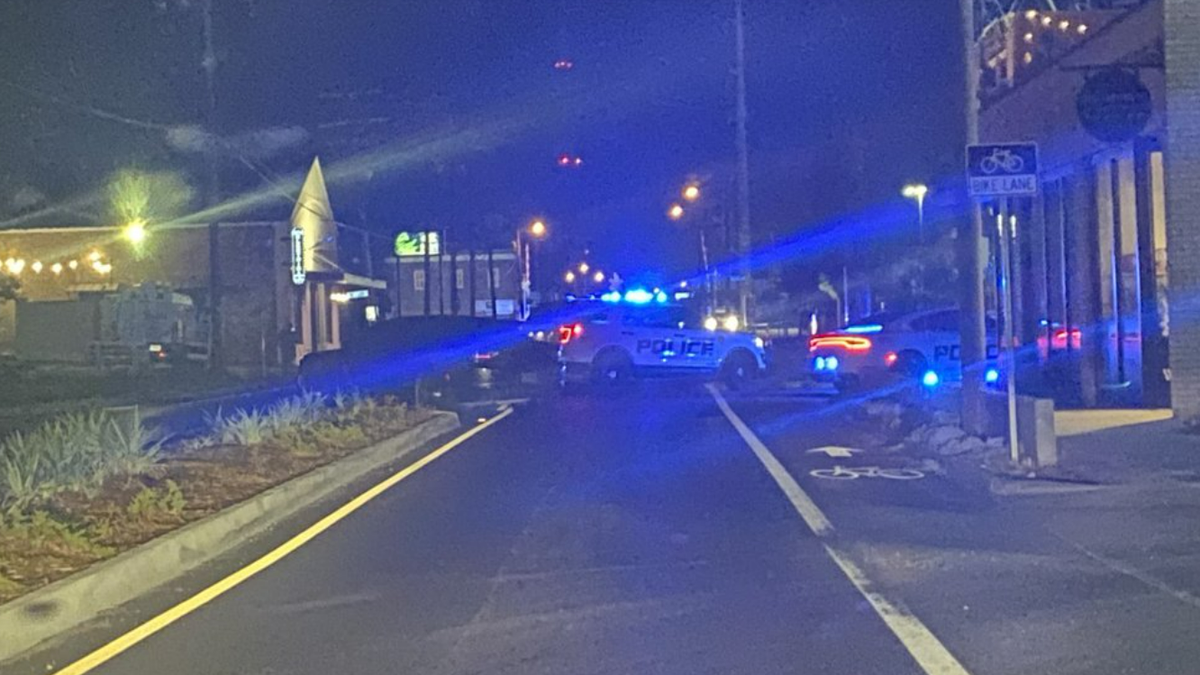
[810,465,925,481]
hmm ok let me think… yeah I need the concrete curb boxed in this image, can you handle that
[0,410,461,664]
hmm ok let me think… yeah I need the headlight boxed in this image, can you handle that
[704,316,719,331]
[723,315,740,332]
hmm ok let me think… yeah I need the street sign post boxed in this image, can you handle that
[967,143,1039,197]
[967,142,1040,466]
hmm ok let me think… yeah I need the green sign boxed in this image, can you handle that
[394,231,440,257]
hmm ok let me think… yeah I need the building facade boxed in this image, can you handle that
[390,250,521,319]
[0,159,389,371]
[976,0,1173,408]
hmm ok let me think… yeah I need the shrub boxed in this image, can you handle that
[0,510,113,558]
[0,410,161,516]
[209,408,273,447]
[126,480,186,522]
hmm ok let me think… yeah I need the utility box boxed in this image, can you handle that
[1017,396,1058,468]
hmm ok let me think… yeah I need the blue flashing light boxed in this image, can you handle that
[922,370,940,388]
[654,291,669,304]
[985,368,1000,384]
[814,357,827,371]
[825,355,839,370]
[843,323,884,335]
[624,289,654,304]
[600,291,622,303]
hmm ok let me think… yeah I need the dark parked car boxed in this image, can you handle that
[298,316,538,402]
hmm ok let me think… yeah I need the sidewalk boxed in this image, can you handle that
[1050,409,1200,485]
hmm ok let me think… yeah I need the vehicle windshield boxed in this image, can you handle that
[3,2,1195,674]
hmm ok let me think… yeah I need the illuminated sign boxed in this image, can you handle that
[290,228,306,285]
[394,231,441,257]
[330,289,370,303]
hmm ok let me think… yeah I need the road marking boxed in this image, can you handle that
[50,407,515,675]
[805,445,861,458]
[823,544,973,675]
[706,384,971,675]
[810,465,926,481]
[707,384,833,537]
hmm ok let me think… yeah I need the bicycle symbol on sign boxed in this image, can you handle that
[979,148,1025,175]
[809,465,925,481]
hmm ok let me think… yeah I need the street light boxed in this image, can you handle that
[682,184,701,203]
[593,270,605,284]
[529,219,547,238]
[668,203,685,221]
[564,271,576,283]
[579,262,590,274]
[901,183,929,242]
[123,218,147,245]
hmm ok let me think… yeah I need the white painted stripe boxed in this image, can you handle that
[823,544,973,675]
[706,384,972,675]
[707,384,833,536]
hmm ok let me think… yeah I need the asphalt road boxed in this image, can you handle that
[21,380,1200,674]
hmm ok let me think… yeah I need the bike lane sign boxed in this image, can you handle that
[967,143,1039,197]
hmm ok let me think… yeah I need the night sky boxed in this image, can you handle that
[0,0,965,277]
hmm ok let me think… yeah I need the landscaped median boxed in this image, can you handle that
[0,392,461,663]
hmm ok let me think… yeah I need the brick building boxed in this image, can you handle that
[0,158,390,371]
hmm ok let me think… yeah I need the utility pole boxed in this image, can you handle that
[734,0,753,326]
[201,0,223,370]
[959,0,989,435]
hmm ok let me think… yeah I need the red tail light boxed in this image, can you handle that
[809,334,873,353]
[559,323,584,343]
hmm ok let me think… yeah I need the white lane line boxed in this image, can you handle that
[822,544,973,675]
[706,384,972,675]
[707,384,834,537]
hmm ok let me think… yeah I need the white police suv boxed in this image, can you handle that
[809,307,999,392]
[558,292,767,386]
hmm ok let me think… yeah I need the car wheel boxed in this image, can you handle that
[721,350,758,389]
[592,350,634,385]
[893,351,928,380]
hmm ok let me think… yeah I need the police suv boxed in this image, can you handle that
[808,307,999,392]
[558,295,767,385]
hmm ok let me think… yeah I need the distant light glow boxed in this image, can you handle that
[123,219,147,244]
[579,262,590,274]
[593,270,605,284]
[564,271,576,283]
[704,316,719,331]
[624,288,655,305]
[922,371,940,388]
[50,262,63,275]
[31,261,43,274]
[826,355,839,370]
[884,351,898,367]
[668,204,684,220]
[655,291,669,304]
[682,184,700,202]
[68,260,79,270]
[600,291,622,303]
[814,357,826,371]
[986,368,1000,384]
[843,323,883,334]
[723,315,740,332]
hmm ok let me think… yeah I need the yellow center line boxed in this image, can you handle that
[706,384,972,675]
[51,408,514,675]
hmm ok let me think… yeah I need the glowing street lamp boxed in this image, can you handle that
[682,184,701,203]
[901,183,929,242]
[668,203,685,221]
[564,270,577,284]
[579,262,590,274]
[593,270,605,284]
[528,219,548,238]
[123,218,147,245]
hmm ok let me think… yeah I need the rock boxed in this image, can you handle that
[926,425,966,449]
[939,435,986,456]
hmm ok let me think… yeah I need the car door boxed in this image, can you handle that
[621,306,713,370]
[911,310,962,368]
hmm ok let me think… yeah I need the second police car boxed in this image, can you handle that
[558,290,768,386]
[808,307,999,392]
